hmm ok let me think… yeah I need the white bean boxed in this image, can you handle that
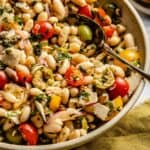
[48,16,58,24]
[16,64,30,74]
[37,11,48,21]
[70,88,79,97]
[71,53,88,64]
[110,65,125,77]
[20,105,31,123]
[58,59,70,74]
[71,0,87,7]
[108,36,121,47]
[26,56,36,68]
[70,26,78,35]
[0,108,7,117]
[116,24,126,34]
[52,0,66,20]
[57,127,70,142]
[61,88,70,104]
[23,19,34,32]
[1,92,19,103]
[30,88,43,96]
[69,129,81,140]
[84,76,93,85]
[58,26,70,46]
[22,13,31,22]
[69,42,80,53]
[45,54,56,70]
[34,2,43,13]
[77,61,94,71]
[5,67,18,82]
[124,33,135,48]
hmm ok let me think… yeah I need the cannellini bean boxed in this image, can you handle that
[57,126,70,142]
[110,65,125,77]
[45,54,56,70]
[70,88,79,97]
[69,42,80,53]
[31,114,44,128]
[58,59,70,74]
[0,0,7,7]
[58,26,70,46]
[69,129,81,140]
[37,11,48,21]
[70,26,78,35]
[20,105,31,123]
[116,24,126,34]
[30,88,43,96]
[84,76,93,85]
[22,13,31,22]
[25,56,36,68]
[3,119,15,131]
[23,19,34,32]
[16,30,30,40]
[0,108,7,117]
[71,54,88,64]
[5,67,18,82]
[61,88,70,104]
[16,64,30,74]
[24,40,33,56]
[108,36,121,47]
[33,2,43,13]
[124,33,135,48]
[77,61,94,71]
[69,36,82,46]
[16,2,30,13]
[52,0,66,20]
[1,92,19,103]
[80,129,87,136]
[46,86,62,95]
[35,101,47,122]
[49,16,58,24]
[55,74,63,81]
[71,0,87,7]
[68,98,78,108]
[44,118,63,133]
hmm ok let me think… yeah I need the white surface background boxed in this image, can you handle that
[136,13,150,105]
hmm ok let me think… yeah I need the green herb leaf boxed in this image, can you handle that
[33,43,42,56]
[14,16,23,25]
[57,52,71,61]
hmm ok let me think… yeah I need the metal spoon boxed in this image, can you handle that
[73,14,150,81]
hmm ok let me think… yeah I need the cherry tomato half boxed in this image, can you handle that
[103,25,115,38]
[19,123,38,145]
[0,71,8,89]
[65,66,84,87]
[17,71,32,85]
[32,21,55,40]
[108,77,129,100]
[79,5,92,18]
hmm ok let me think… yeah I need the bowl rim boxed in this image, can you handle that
[0,0,149,149]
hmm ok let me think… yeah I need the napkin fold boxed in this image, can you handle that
[76,101,150,150]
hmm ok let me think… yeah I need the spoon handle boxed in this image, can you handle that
[103,44,150,81]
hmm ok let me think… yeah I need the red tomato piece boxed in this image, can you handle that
[19,123,38,145]
[108,77,129,100]
[79,5,92,18]
[103,25,115,38]
[32,21,55,40]
[17,71,32,85]
[98,7,106,17]
[0,71,8,89]
[65,66,84,87]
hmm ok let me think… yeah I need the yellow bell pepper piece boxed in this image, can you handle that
[112,96,123,110]
[49,95,61,112]
[86,0,97,3]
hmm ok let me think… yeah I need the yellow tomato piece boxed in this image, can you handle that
[86,0,97,3]
[114,49,140,70]
[112,96,123,110]
[120,49,140,62]
[49,95,61,112]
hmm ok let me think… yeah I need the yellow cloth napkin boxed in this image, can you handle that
[76,101,150,150]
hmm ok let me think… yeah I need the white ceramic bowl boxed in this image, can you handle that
[0,0,149,150]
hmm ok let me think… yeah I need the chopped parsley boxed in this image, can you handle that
[79,91,90,101]
[14,16,23,25]
[30,34,42,42]
[57,52,71,61]
[34,94,51,103]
